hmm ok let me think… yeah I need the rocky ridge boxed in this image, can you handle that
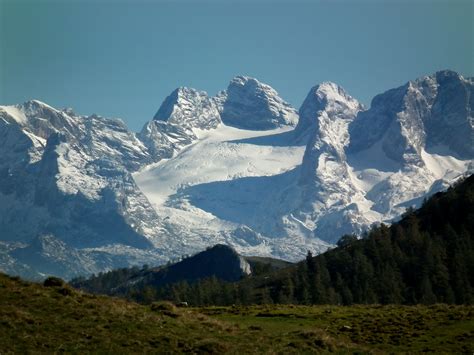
[0,71,472,279]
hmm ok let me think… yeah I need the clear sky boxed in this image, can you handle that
[1,0,473,131]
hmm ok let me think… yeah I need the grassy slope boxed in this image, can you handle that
[201,304,474,353]
[1,273,473,353]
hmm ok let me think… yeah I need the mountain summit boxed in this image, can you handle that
[153,87,221,131]
[295,81,364,142]
[220,76,299,130]
[0,71,472,279]
[348,70,474,163]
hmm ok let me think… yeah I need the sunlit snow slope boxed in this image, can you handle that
[135,71,473,257]
[133,125,332,260]
[134,122,471,258]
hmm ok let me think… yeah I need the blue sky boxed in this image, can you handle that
[1,0,473,131]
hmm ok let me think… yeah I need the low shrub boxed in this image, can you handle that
[43,277,65,287]
[150,301,177,312]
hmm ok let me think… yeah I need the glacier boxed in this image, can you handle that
[0,71,472,279]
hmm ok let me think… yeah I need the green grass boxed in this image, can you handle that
[1,273,472,353]
[199,304,474,353]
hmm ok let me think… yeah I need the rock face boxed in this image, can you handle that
[11,234,98,279]
[0,71,472,279]
[294,83,368,242]
[295,71,473,242]
[153,87,221,131]
[295,82,364,143]
[220,76,298,130]
[348,70,474,162]
[138,87,222,161]
[0,101,158,247]
[0,101,177,279]
[138,120,196,160]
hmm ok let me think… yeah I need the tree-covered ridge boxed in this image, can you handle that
[71,245,290,300]
[71,245,246,295]
[250,174,473,305]
[73,175,474,306]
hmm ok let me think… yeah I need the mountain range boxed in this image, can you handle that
[0,70,472,279]
[72,174,474,306]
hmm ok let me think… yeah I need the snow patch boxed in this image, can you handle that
[1,106,28,125]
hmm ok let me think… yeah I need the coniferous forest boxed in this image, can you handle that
[73,175,474,306]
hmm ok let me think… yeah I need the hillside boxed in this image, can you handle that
[76,174,474,306]
[71,244,251,296]
[1,273,472,353]
[71,245,293,302]
[239,174,474,305]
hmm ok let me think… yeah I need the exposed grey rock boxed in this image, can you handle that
[138,120,196,159]
[347,70,474,163]
[295,83,369,242]
[426,70,474,158]
[295,71,473,242]
[0,101,159,250]
[220,76,298,130]
[154,87,221,130]
[11,234,99,279]
[295,82,364,143]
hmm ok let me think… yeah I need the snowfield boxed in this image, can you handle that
[134,125,303,208]
[134,120,471,259]
[133,125,330,260]
[0,70,473,279]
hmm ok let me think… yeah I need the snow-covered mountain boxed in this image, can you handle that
[293,71,473,243]
[220,76,299,130]
[344,70,473,224]
[153,87,221,131]
[0,71,472,279]
[294,82,370,242]
[348,70,474,163]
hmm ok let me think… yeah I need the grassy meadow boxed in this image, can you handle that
[1,273,473,353]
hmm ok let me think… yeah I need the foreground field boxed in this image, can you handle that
[0,274,472,353]
[199,304,474,353]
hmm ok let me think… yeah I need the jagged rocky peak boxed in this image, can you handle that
[348,70,473,163]
[1,99,81,141]
[297,82,367,232]
[295,82,363,141]
[425,70,474,158]
[220,76,298,130]
[1,100,150,169]
[305,82,363,114]
[153,87,221,130]
[138,120,196,160]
